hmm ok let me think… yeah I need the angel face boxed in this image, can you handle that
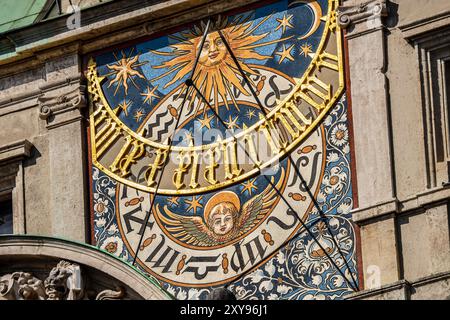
[197,32,228,67]
[208,202,238,236]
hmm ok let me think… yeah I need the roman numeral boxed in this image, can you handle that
[122,203,154,235]
[317,51,339,72]
[295,75,332,112]
[95,118,122,158]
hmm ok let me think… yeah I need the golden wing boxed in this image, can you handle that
[238,167,286,234]
[156,204,219,247]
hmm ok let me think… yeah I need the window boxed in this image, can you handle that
[444,60,450,161]
[428,49,450,186]
[409,25,450,188]
[0,194,13,234]
[0,140,33,234]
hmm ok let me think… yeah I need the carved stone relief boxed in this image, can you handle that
[337,0,387,29]
[0,260,126,300]
[38,85,86,121]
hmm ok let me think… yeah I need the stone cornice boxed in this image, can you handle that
[0,140,33,165]
[399,10,450,41]
[346,271,450,300]
[0,0,261,73]
[352,184,450,224]
[345,279,410,300]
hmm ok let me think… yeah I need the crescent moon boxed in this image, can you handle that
[288,0,323,40]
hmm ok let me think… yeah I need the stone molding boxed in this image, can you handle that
[351,198,398,223]
[346,271,450,300]
[399,10,450,41]
[338,0,387,28]
[352,184,450,223]
[0,140,33,165]
[0,235,172,300]
[402,23,450,191]
[337,0,388,38]
[345,279,410,300]
[0,140,33,234]
[38,84,86,121]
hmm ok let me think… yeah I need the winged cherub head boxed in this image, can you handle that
[204,192,241,236]
[157,168,285,247]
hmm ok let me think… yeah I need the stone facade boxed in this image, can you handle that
[340,0,450,299]
[0,0,449,299]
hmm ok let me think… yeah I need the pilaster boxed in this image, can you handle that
[37,52,88,242]
[338,0,401,288]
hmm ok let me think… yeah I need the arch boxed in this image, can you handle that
[0,235,172,300]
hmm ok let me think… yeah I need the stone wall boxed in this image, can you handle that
[340,0,450,299]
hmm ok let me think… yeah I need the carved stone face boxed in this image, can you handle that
[44,267,71,300]
[198,32,228,67]
[209,202,236,235]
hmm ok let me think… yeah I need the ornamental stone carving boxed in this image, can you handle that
[44,260,84,300]
[337,0,387,29]
[38,85,86,121]
[0,260,126,300]
[96,286,126,300]
[0,272,45,300]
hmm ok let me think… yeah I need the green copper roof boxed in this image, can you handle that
[0,0,47,34]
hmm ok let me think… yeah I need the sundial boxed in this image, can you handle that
[88,0,357,299]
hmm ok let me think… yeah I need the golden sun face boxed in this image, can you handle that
[198,32,229,67]
[151,15,290,114]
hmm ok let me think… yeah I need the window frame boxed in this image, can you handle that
[0,140,33,234]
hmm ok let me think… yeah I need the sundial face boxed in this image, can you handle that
[89,0,357,298]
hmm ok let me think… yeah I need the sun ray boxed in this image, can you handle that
[240,13,273,38]
[224,81,241,112]
[151,63,189,82]
[241,35,294,50]
[150,50,179,57]
[149,12,286,115]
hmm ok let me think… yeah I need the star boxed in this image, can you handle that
[198,112,213,130]
[133,108,145,122]
[183,131,194,145]
[185,196,203,215]
[241,179,258,196]
[105,49,146,96]
[116,100,133,116]
[141,85,160,105]
[246,109,256,120]
[224,115,240,130]
[299,43,313,57]
[275,14,294,33]
[167,196,179,207]
[275,44,296,64]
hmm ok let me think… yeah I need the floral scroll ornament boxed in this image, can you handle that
[93,167,129,261]
[227,94,358,300]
